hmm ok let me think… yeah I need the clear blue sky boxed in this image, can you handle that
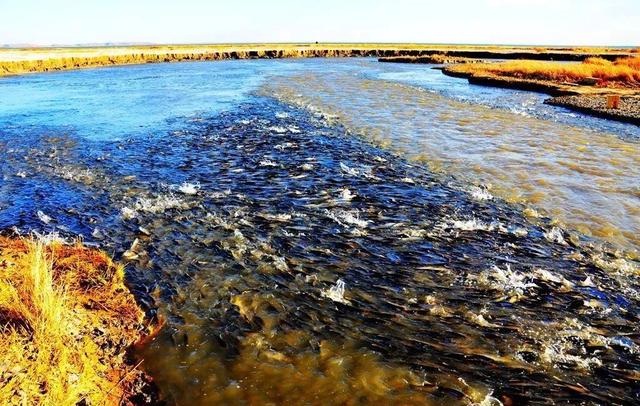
[1,0,638,46]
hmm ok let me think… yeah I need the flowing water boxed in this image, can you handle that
[0,59,639,405]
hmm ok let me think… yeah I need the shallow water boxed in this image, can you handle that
[262,60,640,254]
[1,59,639,405]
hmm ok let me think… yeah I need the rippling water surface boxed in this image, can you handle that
[1,59,639,405]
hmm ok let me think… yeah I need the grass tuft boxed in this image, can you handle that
[0,237,147,405]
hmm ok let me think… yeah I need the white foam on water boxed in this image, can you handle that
[579,276,595,287]
[468,264,538,299]
[467,312,501,328]
[523,318,614,372]
[268,126,288,134]
[508,225,528,237]
[451,218,495,232]
[474,391,503,406]
[259,159,278,167]
[134,194,188,214]
[271,255,289,272]
[523,207,541,218]
[437,216,528,239]
[326,209,369,228]
[305,274,318,284]
[360,166,379,181]
[591,255,638,276]
[274,142,296,151]
[581,299,612,316]
[340,162,359,176]
[31,231,67,245]
[541,338,603,371]
[260,213,292,222]
[544,227,566,245]
[91,228,105,240]
[275,112,289,119]
[54,166,96,184]
[210,189,232,199]
[321,278,350,304]
[223,229,250,259]
[121,206,137,220]
[205,212,231,228]
[178,182,200,195]
[36,210,52,225]
[533,268,574,291]
[339,188,356,201]
[400,228,428,239]
[469,186,493,201]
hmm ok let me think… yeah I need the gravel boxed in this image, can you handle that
[545,95,640,126]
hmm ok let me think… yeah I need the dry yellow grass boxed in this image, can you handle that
[0,44,634,77]
[451,56,640,88]
[0,236,148,405]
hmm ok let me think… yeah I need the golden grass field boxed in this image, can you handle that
[0,43,636,76]
[0,237,148,405]
[447,55,640,89]
[1,43,633,61]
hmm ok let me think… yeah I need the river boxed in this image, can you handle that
[1,58,638,405]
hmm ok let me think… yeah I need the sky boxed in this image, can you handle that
[0,0,638,46]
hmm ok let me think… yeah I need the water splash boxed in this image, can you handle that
[322,279,350,305]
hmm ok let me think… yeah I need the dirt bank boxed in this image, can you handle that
[0,44,634,77]
[379,55,482,64]
[441,66,585,96]
[440,58,640,125]
[0,236,157,405]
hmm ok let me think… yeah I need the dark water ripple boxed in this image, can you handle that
[1,98,639,405]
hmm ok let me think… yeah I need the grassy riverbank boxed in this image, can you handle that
[0,43,635,76]
[439,55,640,124]
[0,236,152,405]
[446,56,640,90]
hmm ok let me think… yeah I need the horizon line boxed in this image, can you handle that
[2,41,638,49]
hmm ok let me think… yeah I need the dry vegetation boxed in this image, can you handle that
[0,44,634,77]
[379,54,482,64]
[0,49,396,75]
[0,236,149,405]
[450,56,640,89]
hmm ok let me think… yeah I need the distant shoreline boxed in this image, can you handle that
[2,43,637,127]
[382,54,640,126]
[0,43,634,77]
